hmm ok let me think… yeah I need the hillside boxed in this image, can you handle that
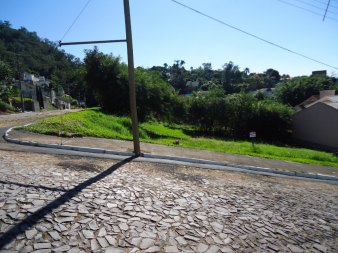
[0,20,84,99]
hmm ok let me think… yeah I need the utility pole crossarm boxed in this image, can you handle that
[59,39,126,47]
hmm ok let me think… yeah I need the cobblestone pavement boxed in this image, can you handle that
[0,150,337,253]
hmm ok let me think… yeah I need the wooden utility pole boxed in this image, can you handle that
[123,0,141,155]
[60,0,141,155]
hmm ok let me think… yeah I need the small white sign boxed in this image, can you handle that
[249,131,256,138]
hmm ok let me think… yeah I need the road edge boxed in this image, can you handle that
[3,126,338,183]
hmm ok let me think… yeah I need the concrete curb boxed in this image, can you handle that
[4,126,338,183]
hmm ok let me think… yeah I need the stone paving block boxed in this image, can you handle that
[33,243,52,250]
[0,150,337,253]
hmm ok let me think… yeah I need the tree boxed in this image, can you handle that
[84,47,129,114]
[221,61,243,93]
[225,93,256,136]
[0,60,13,83]
[168,60,187,93]
[135,67,179,121]
[189,87,227,132]
[275,76,337,106]
[264,68,280,88]
[84,48,182,122]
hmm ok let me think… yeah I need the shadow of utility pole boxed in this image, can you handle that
[0,156,136,249]
[0,180,68,193]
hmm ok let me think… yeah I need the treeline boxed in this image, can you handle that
[151,60,286,95]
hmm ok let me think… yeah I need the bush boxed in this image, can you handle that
[71,99,78,107]
[188,91,293,141]
[0,99,15,112]
[189,88,227,132]
[11,97,33,111]
[251,100,294,141]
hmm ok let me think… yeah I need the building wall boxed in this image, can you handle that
[293,103,338,150]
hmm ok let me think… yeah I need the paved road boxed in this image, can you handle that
[0,150,337,252]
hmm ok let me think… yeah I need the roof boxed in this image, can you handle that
[305,95,338,110]
[325,102,338,110]
[295,95,319,110]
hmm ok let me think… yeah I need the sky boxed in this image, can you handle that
[1,0,337,77]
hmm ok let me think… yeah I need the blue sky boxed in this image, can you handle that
[1,0,337,77]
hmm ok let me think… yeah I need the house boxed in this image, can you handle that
[311,70,327,77]
[294,95,319,112]
[13,72,54,111]
[293,90,338,150]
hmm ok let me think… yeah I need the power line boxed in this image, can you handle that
[276,0,338,21]
[293,0,338,15]
[60,0,92,41]
[169,0,338,71]
[323,0,331,21]
[312,0,338,9]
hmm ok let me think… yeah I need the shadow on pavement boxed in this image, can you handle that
[0,155,136,249]
[0,180,68,193]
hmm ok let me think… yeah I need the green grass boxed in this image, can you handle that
[23,108,338,168]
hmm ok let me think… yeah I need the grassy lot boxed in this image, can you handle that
[23,108,338,168]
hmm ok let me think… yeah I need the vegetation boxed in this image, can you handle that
[0,21,85,101]
[83,48,294,142]
[24,108,338,168]
[84,48,183,122]
[275,75,338,106]
[0,99,14,112]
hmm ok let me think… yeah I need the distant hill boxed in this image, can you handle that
[0,20,84,99]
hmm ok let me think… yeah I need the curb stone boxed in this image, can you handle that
[3,125,338,183]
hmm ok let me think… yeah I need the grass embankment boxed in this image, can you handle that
[23,108,338,168]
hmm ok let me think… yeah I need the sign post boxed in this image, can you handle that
[249,131,256,151]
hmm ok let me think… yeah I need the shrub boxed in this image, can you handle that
[251,101,294,141]
[188,91,293,141]
[0,99,15,112]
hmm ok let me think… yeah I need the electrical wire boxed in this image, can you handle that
[312,0,338,9]
[60,0,92,41]
[293,0,338,15]
[276,0,338,21]
[170,0,338,71]
[323,0,331,21]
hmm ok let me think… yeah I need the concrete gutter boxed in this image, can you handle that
[4,126,338,183]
